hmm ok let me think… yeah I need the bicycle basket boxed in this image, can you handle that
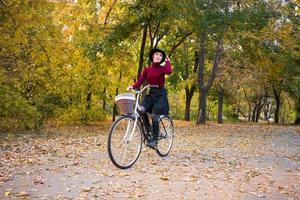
[115,93,135,114]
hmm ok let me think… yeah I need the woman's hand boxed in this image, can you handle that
[127,86,133,91]
[165,56,170,62]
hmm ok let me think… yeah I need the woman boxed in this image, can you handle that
[127,48,173,148]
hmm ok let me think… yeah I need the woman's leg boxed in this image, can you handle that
[151,114,160,141]
[146,114,159,148]
[140,95,154,132]
[140,106,151,132]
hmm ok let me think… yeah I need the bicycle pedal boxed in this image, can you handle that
[147,145,157,150]
[147,141,157,150]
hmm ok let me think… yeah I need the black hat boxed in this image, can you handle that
[149,48,166,64]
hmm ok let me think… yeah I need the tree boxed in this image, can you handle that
[0,0,65,129]
[168,39,199,121]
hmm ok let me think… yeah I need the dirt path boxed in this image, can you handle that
[1,122,299,199]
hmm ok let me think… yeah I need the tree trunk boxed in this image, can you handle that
[184,85,195,121]
[252,104,257,122]
[137,25,147,80]
[112,72,122,122]
[196,32,206,124]
[112,89,118,122]
[183,49,199,121]
[138,26,148,101]
[237,107,240,120]
[243,89,252,121]
[82,84,92,123]
[217,88,224,124]
[294,98,300,124]
[255,101,265,122]
[102,87,106,110]
[197,88,208,124]
[196,32,223,124]
[273,86,281,124]
[184,89,192,121]
[248,104,251,122]
[86,89,92,110]
[264,102,269,121]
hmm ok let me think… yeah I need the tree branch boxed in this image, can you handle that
[153,21,160,39]
[168,31,193,58]
[103,0,118,26]
[206,37,224,89]
[198,32,206,89]
[154,29,169,48]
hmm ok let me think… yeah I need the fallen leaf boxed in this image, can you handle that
[160,176,169,181]
[33,176,45,184]
[119,172,130,177]
[5,191,11,197]
[19,191,29,197]
[277,185,287,190]
[82,187,92,192]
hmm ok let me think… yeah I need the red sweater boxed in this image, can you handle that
[132,61,173,89]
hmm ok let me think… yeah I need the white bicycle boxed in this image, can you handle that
[107,85,174,169]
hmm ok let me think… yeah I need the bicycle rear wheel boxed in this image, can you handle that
[107,115,142,169]
[156,115,174,157]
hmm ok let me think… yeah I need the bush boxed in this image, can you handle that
[57,105,107,124]
[223,104,238,121]
[0,86,42,132]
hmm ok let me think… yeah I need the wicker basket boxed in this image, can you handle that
[115,93,135,114]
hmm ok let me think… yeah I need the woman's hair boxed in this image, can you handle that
[149,48,166,64]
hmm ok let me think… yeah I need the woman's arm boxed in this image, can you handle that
[132,68,147,89]
[163,57,173,75]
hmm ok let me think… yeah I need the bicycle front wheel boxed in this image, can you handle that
[156,115,174,157]
[107,115,143,169]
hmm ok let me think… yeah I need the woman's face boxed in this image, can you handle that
[152,52,163,63]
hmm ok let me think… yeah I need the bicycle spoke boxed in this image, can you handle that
[108,115,142,169]
[120,145,128,164]
[156,116,174,157]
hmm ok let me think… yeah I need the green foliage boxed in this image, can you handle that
[0,82,41,131]
[0,0,299,132]
[57,105,107,124]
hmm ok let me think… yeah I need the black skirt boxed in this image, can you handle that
[141,87,169,115]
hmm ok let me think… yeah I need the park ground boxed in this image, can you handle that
[0,121,299,199]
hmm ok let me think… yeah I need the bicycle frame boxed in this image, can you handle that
[108,85,174,169]
[123,85,158,142]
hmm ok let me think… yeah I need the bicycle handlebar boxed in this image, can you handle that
[129,85,159,94]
